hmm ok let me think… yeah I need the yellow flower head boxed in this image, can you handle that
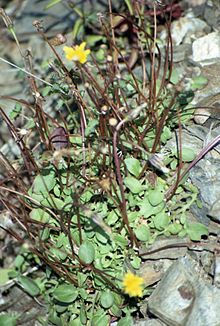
[122,272,144,297]
[63,42,90,64]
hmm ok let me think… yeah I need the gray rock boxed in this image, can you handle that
[134,320,166,326]
[173,44,192,63]
[160,12,208,46]
[192,32,220,65]
[190,157,220,222]
[204,0,220,31]
[148,256,220,326]
[213,255,220,288]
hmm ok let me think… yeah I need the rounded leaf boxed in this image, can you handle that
[124,158,142,177]
[153,211,170,230]
[100,290,114,309]
[29,208,50,223]
[135,225,150,241]
[186,223,208,241]
[78,241,95,264]
[167,223,182,235]
[148,189,164,206]
[0,314,17,326]
[31,170,56,194]
[173,148,196,162]
[53,284,78,303]
[91,311,109,326]
[41,196,65,210]
[124,176,143,194]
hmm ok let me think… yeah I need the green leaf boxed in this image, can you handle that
[31,170,56,194]
[186,223,209,241]
[114,234,128,248]
[80,303,87,324]
[167,223,182,235]
[0,269,12,285]
[72,17,83,39]
[124,158,142,177]
[148,189,164,206]
[14,254,25,269]
[100,290,114,309]
[178,229,187,238]
[139,199,165,217]
[95,48,105,61]
[106,210,119,226]
[50,247,67,260]
[0,314,18,326]
[117,315,133,326]
[130,256,141,269]
[181,148,196,162]
[134,225,150,241]
[40,227,50,241]
[77,272,87,287]
[124,0,133,15]
[9,103,22,120]
[45,0,61,9]
[17,275,40,296]
[191,75,208,90]
[170,68,181,84]
[41,196,65,210]
[29,208,50,223]
[152,211,170,230]
[161,126,172,143]
[91,311,110,326]
[86,35,104,46]
[173,147,196,162]
[96,231,108,244]
[78,241,95,264]
[128,211,139,223]
[85,119,99,137]
[69,318,82,326]
[53,284,78,303]
[124,176,143,194]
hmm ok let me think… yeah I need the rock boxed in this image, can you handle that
[204,1,220,31]
[173,44,192,62]
[192,32,220,65]
[190,157,220,222]
[134,320,166,326]
[213,254,220,288]
[190,63,220,103]
[148,255,220,326]
[160,12,208,46]
[185,0,206,5]
[139,237,188,260]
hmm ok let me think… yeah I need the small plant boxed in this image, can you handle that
[0,1,209,325]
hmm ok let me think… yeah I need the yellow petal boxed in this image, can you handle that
[63,46,75,60]
[79,42,86,51]
[122,272,144,297]
[63,42,90,64]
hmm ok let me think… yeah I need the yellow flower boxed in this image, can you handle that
[63,42,90,64]
[122,272,144,297]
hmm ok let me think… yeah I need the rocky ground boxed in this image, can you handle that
[1,0,220,325]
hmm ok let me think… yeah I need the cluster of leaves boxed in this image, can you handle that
[0,1,209,325]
